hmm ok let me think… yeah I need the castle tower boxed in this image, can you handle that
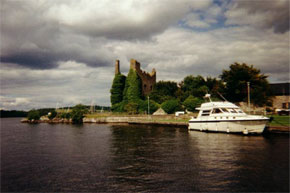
[115,60,120,74]
[130,59,140,71]
[129,59,156,96]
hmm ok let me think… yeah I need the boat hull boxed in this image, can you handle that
[188,119,268,134]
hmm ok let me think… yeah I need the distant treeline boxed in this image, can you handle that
[1,105,110,118]
[0,110,28,118]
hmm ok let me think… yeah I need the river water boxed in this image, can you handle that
[1,118,289,192]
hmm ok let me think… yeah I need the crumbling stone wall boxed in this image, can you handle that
[129,59,156,96]
[115,59,156,96]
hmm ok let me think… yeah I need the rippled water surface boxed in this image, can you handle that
[1,118,289,192]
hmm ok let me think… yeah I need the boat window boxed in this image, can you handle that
[228,108,237,113]
[235,109,244,113]
[212,108,222,114]
[201,110,211,116]
[221,108,229,113]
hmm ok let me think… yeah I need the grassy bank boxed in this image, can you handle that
[268,115,290,127]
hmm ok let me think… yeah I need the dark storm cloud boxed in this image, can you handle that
[0,0,213,69]
[226,0,289,33]
[1,51,58,69]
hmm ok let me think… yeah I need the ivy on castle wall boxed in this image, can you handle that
[110,74,126,106]
[110,68,159,114]
[123,69,143,102]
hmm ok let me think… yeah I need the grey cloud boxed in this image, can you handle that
[225,0,289,33]
[1,0,214,69]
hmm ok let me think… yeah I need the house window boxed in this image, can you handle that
[282,103,287,109]
[288,103,290,109]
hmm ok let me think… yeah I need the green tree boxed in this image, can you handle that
[181,75,209,100]
[220,63,273,106]
[110,74,126,106]
[161,99,182,114]
[27,110,40,121]
[183,95,203,112]
[149,81,178,104]
[123,69,142,102]
[71,104,89,124]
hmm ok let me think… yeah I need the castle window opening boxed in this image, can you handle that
[144,84,147,89]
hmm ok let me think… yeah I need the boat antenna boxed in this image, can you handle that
[217,91,228,101]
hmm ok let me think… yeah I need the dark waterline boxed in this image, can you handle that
[1,118,289,192]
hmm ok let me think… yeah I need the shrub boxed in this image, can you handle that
[124,102,139,114]
[27,110,40,121]
[183,95,203,112]
[138,99,160,114]
[161,99,182,114]
[71,104,89,124]
[58,112,71,119]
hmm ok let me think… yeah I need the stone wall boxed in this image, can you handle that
[130,59,156,96]
[272,95,290,109]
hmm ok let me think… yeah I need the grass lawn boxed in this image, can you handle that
[267,115,290,127]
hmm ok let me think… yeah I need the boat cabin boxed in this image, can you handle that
[196,102,245,118]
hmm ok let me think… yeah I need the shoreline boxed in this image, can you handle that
[20,117,289,134]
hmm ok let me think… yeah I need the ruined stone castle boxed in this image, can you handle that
[115,59,156,96]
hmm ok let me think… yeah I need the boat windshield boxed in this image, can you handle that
[235,108,244,113]
[221,108,229,113]
[212,108,222,114]
[228,108,237,113]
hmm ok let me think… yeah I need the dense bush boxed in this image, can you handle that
[183,95,203,112]
[71,104,89,124]
[124,102,139,114]
[138,99,159,114]
[58,112,71,119]
[27,110,40,120]
[161,99,182,114]
[110,74,126,106]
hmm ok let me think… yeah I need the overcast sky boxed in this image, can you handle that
[1,0,289,110]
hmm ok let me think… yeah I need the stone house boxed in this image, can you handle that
[270,83,290,110]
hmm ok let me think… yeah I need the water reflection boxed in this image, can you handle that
[108,125,202,192]
[1,119,289,192]
[188,131,289,192]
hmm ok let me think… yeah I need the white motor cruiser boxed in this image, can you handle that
[188,95,269,134]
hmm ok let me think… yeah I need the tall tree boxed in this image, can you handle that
[149,81,178,104]
[181,75,208,100]
[110,74,126,106]
[220,63,272,106]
